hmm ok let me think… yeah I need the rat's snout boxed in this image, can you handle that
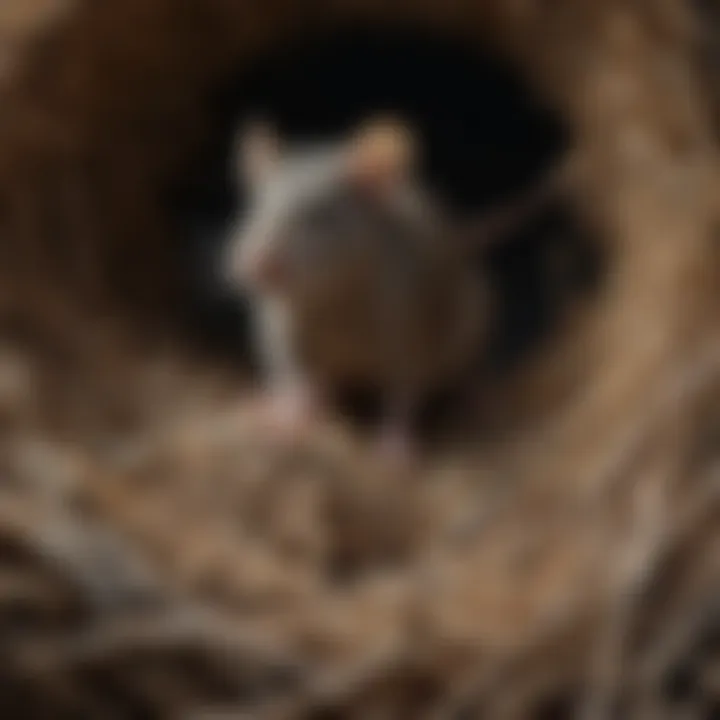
[235,241,288,291]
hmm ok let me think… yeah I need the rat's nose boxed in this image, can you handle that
[238,246,287,290]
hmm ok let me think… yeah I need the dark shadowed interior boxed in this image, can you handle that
[168,26,600,383]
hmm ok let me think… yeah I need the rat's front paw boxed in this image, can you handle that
[257,385,322,440]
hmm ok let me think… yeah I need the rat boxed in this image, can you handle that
[224,116,563,461]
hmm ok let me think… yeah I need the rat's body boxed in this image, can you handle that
[259,187,484,383]
[226,118,554,458]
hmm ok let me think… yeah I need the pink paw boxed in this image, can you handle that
[257,387,319,440]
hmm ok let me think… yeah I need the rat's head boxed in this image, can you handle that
[225,116,419,301]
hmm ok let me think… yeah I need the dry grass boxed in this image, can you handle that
[0,0,718,717]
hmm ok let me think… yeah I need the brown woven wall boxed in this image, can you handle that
[0,1,718,717]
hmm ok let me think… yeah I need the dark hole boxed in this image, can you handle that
[168,25,600,418]
[664,661,700,704]
[662,610,720,707]
[533,689,581,720]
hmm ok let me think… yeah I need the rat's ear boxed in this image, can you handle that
[345,116,417,191]
[235,120,280,187]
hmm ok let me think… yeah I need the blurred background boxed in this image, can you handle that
[0,0,718,717]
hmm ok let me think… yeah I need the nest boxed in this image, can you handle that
[0,0,718,717]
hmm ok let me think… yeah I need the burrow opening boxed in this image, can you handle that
[167,25,601,429]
